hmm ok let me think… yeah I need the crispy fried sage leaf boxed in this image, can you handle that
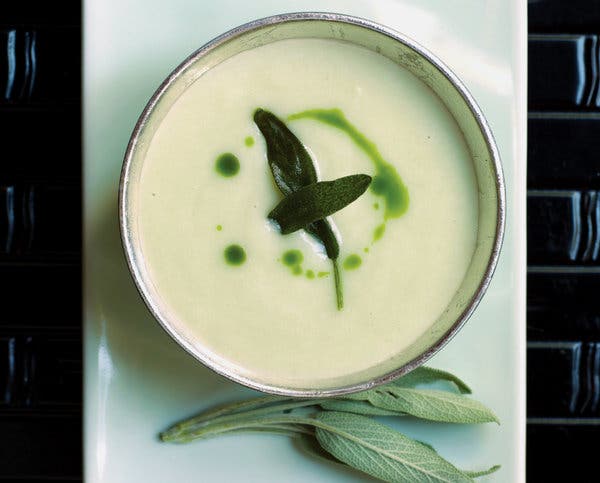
[254,108,318,195]
[268,174,372,234]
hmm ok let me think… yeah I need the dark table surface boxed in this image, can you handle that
[1,0,599,481]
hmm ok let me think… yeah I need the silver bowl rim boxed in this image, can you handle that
[119,11,506,397]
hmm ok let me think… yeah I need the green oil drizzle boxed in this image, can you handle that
[343,254,362,270]
[288,108,409,220]
[224,244,246,266]
[373,202,379,210]
[318,271,330,278]
[215,153,240,177]
[373,224,386,242]
[216,225,222,231]
[244,136,255,147]
[306,270,315,279]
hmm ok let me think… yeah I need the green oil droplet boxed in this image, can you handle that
[224,244,246,265]
[373,223,386,241]
[216,225,222,231]
[244,136,255,147]
[292,265,303,276]
[282,250,303,267]
[306,270,315,279]
[364,247,369,253]
[318,271,330,278]
[215,153,240,177]
[343,254,362,270]
[373,203,379,210]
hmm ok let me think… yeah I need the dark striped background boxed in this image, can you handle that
[1,1,599,480]
[527,1,600,482]
[0,1,82,480]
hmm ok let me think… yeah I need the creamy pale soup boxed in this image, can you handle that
[137,38,478,389]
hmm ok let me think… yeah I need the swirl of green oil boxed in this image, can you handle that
[288,108,409,220]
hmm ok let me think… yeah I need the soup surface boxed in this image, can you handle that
[137,38,478,388]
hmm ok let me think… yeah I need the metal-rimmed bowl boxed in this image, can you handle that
[119,12,505,397]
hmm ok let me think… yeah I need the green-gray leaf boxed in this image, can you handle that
[269,174,372,234]
[346,387,498,424]
[294,433,342,466]
[463,465,501,478]
[414,439,501,479]
[320,399,403,416]
[416,440,437,452]
[394,367,472,394]
[315,412,474,482]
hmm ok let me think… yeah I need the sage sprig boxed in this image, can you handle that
[161,366,500,482]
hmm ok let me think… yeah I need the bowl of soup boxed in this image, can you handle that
[119,12,505,396]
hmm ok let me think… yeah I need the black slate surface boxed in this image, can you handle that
[527,1,600,481]
[0,0,82,480]
[1,0,599,480]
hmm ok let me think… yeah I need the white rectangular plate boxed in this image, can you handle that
[84,1,526,481]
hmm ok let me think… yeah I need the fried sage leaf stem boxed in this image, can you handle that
[254,108,343,309]
[332,259,343,310]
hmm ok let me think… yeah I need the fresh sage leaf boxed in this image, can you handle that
[463,465,501,478]
[232,423,312,437]
[160,395,289,441]
[269,174,372,234]
[416,440,438,452]
[416,439,501,478]
[160,366,500,481]
[315,411,474,483]
[320,399,403,417]
[199,423,312,439]
[393,367,472,394]
[347,386,499,424]
[294,433,342,466]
